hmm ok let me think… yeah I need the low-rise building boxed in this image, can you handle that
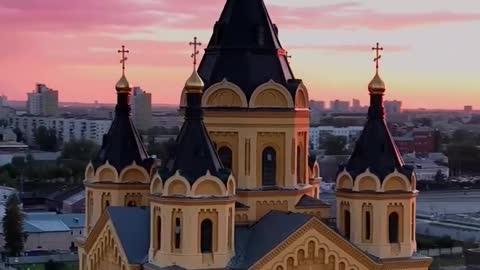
[0,212,85,252]
[403,153,449,181]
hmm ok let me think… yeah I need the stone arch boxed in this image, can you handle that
[336,172,354,190]
[354,170,381,192]
[227,177,236,195]
[202,79,248,108]
[249,80,294,108]
[312,163,320,179]
[119,164,149,183]
[85,163,95,180]
[294,86,309,109]
[97,163,118,182]
[192,176,226,196]
[218,145,233,170]
[383,175,410,192]
[150,174,163,194]
[164,176,191,196]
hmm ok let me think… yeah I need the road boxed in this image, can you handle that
[321,189,480,215]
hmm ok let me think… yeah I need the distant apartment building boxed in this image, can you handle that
[131,87,152,131]
[394,127,435,154]
[9,115,111,145]
[27,84,59,116]
[309,126,363,150]
[0,95,8,107]
[384,100,402,115]
[152,111,181,129]
[310,100,325,111]
[351,99,361,110]
[329,99,350,112]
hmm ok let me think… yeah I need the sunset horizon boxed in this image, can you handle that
[1,0,479,109]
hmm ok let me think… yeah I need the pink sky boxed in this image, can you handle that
[1,0,479,109]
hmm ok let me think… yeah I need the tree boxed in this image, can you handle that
[34,126,58,151]
[45,260,64,270]
[12,128,24,143]
[148,139,177,163]
[323,135,348,155]
[2,194,26,256]
[61,139,99,161]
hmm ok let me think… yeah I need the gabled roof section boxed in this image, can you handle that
[107,207,150,264]
[340,71,413,181]
[92,74,153,173]
[92,115,152,172]
[229,211,312,269]
[295,195,330,208]
[160,70,230,183]
[343,118,412,180]
[198,0,298,101]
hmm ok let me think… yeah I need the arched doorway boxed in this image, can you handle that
[262,147,276,186]
[218,146,233,170]
[344,210,351,240]
[200,219,213,253]
[389,212,399,243]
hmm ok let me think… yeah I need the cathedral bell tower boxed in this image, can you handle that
[83,46,154,234]
[335,43,417,259]
[149,63,236,269]
[179,0,327,224]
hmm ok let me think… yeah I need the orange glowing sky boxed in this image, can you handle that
[1,0,479,109]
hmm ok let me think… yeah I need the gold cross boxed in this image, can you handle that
[117,45,129,75]
[372,42,384,72]
[189,36,202,70]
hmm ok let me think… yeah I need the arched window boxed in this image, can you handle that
[344,210,351,240]
[389,212,399,243]
[201,219,213,253]
[365,211,371,240]
[218,146,233,170]
[296,145,303,184]
[156,216,161,250]
[175,218,181,249]
[127,201,136,207]
[262,147,276,186]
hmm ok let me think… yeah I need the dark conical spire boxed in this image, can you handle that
[198,0,301,103]
[341,45,412,181]
[160,69,229,183]
[92,46,152,172]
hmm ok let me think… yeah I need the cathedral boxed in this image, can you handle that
[77,0,432,269]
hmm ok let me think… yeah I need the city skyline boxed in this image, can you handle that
[1,0,479,109]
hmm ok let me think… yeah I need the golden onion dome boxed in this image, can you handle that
[368,72,386,94]
[184,69,204,93]
[115,74,131,92]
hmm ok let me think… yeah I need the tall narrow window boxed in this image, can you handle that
[201,219,213,253]
[389,212,399,243]
[365,211,371,240]
[175,218,181,249]
[411,203,415,241]
[296,145,303,184]
[344,210,351,240]
[218,146,233,170]
[262,147,276,186]
[157,216,162,250]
